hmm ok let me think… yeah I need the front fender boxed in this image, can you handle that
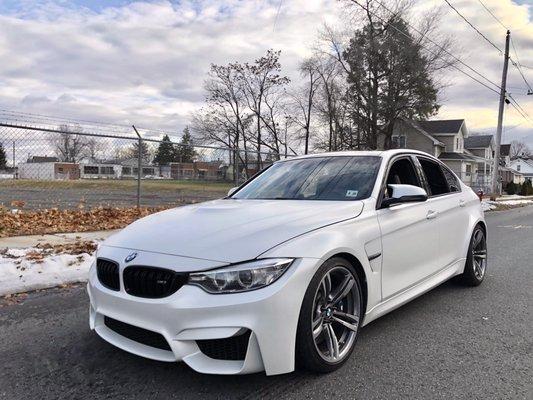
[259,210,382,319]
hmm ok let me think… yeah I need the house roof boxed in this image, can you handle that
[438,152,476,161]
[500,144,511,156]
[417,119,465,134]
[28,156,59,163]
[464,135,493,149]
[402,119,445,147]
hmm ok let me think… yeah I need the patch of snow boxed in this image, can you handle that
[481,201,497,211]
[498,200,533,206]
[0,174,14,179]
[0,246,96,296]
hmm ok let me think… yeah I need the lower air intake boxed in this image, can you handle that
[104,316,171,351]
[196,330,251,361]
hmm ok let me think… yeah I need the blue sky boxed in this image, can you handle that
[0,0,531,146]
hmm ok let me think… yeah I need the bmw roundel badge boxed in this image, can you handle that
[125,252,138,263]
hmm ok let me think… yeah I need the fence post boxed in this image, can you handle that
[132,125,142,209]
[234,148,238,186]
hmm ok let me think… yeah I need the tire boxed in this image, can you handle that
[457,225,487,286]
[296,257,363,373]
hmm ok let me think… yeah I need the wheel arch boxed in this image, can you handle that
[476,220,487,237]
[327,252,368,316]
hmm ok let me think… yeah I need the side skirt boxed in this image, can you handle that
[362,258,466,327]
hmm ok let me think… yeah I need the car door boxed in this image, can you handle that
[415,156,470,270]
[377,156,439,300]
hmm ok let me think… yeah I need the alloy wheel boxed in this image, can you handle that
[311,266,361,363]
[472,229,487,280]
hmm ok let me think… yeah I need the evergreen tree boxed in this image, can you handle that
[505,181,516,195]
[129,140,151,162]
[153,134,175,165]
[343,16,440,149]
[521,179,533,196]
[174,127,197,163]
[0,142,7,169]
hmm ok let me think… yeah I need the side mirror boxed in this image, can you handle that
[227,187,238,197]
[381,184,428,208]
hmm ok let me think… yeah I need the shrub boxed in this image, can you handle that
[520,179,533,196]
[506,181,516,195]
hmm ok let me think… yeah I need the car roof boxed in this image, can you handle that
[281,149,434,162]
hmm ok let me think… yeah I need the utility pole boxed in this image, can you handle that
[491,30,511,198]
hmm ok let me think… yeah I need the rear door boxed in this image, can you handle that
[415,156,469,270]
[377,156,439,299]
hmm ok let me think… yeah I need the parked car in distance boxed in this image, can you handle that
[87,149,487,375]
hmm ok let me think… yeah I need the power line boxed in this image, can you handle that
[476,0,508,31]
[367,0,502,93]
[508,94,531,120]
[507,98,533,126]
[443,0,503,54]
[451,0,533,94]
[510,37,533,92]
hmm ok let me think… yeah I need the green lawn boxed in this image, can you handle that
[0,179,234,193]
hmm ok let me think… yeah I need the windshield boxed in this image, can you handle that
[231,156,381,201]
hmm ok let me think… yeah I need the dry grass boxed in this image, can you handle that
[0,178,233,193]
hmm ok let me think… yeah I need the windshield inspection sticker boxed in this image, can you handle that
[346,190,359,198]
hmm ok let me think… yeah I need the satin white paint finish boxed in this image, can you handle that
[88,149,485,375]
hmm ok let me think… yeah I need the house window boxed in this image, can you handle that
[391,136,406,148]
[122,167,131,175]
[100,166,114,175]
[456,137,460,150]
[84,166,99,174]
[517,165,521,171]
[58,167,64,173]
[465,164,472,176]
[142,167,154,175]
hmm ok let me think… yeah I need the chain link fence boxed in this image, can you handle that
[0,110,290,211]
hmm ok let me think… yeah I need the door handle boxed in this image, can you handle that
[459,199,466,207]
[426,210,438,220]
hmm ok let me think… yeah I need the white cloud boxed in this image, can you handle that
[0,0,531,145]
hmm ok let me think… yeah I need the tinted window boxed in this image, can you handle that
[386,158,421,187]
[232,156,381,201]
[418,158,450,196]
[441,166,460,192]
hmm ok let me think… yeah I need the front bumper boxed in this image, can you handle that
[87,252,321,375]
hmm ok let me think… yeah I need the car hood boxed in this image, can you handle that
[103,199,364,263]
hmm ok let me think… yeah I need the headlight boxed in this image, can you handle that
[188,258,294,294]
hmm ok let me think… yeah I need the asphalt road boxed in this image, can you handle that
[1,207,532,399]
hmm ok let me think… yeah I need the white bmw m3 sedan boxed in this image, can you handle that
[87,149,487,375]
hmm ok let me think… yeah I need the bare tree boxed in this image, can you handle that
[86,138,105,161]
[510,140,531,159]
[290,58,321,154]
[192,62,253,179]
[50,124,89,162]
[236,49,290,166]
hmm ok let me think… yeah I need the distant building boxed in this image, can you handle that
[26,156,59,163]
[79,162,122,179]
[387,119,524,192]
[170,161,223,180]
[18,162,79,180]
[510,157,533,182]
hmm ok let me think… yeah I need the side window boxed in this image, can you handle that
[384,158,421,198]
[441,166,460,192]
[418,158,450,196]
